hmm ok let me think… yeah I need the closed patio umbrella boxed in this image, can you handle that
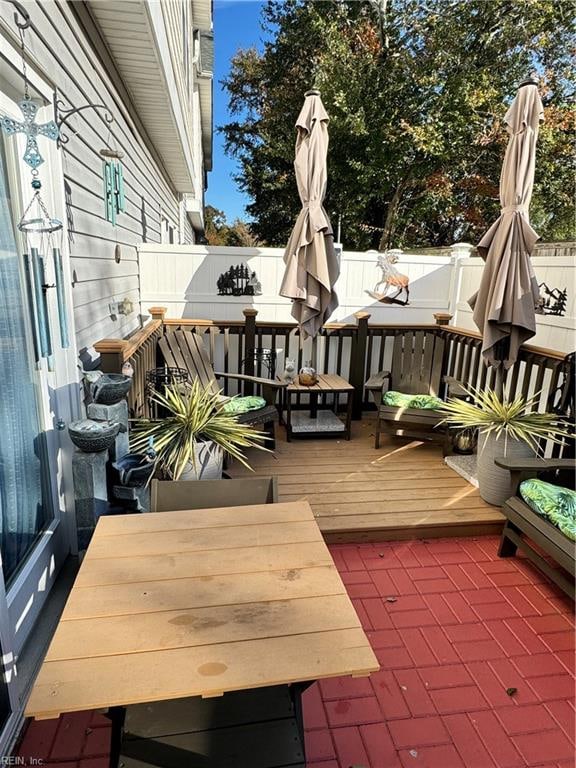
[469,79,543,372]
[280,90,339,342]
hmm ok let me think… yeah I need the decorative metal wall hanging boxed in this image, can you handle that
[0,12,59,168]
[365,250,410,306]
[56,99,114,147]
[1,99,59,169]
[217,265,262,296]
[535,282,568,317]
[0,13,69,366]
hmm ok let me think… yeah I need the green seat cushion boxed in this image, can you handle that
[382,390,443,410]
[519,478,576,541]
[222,395,267,415]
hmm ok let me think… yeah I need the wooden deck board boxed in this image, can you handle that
[231,418,505,541]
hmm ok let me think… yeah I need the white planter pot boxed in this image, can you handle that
[179,440,224,481]
[477,431,534,506]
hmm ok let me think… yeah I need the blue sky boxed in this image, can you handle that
[205,0,269,222]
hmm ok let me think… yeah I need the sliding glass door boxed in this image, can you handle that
[0,84,73,749]
[0,140,53,586]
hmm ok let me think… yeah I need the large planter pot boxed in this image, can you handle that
[179,440,224,481]
[477,430,534,506]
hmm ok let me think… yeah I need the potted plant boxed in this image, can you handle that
[438,387,568,506]
[130,379,269,480]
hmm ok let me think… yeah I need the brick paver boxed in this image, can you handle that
[304,537,574,768]
[13,535,575,768]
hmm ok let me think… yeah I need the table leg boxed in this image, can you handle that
[107,706,126,768]
[345,390,353,440]
[290,680,316,764]
[286,392,292,441]
[310,392,318,419]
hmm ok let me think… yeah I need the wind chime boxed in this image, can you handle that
[0,24,69,369]
[100,146,125,225]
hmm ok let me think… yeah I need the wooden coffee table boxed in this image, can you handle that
[26,500,377,767]
[284,373,354,441]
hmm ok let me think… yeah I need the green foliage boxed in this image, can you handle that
[131,380,269,479]
[221,0,574,249]
[438,386,569,451]
[205,205,261,246]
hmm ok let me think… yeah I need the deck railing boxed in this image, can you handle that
[94,308,574,456]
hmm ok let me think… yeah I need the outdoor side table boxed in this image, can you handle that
[25,500,378,767]
[283,373,354,441]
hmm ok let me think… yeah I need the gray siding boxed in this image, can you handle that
[5,0,195,364]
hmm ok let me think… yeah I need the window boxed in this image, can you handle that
[161,213,177,244]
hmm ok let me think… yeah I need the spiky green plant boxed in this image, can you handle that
[437,386,568,453]
[130,379,270,480]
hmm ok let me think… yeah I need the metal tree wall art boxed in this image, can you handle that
[535,283,568,316]
[217,265,262,296]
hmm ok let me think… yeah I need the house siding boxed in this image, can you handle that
[2,0,197,364]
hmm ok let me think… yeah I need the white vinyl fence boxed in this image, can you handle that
[138,241,575,353]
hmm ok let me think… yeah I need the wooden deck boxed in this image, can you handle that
[231,417,505,542]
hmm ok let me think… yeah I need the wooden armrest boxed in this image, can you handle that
[496,457,575,497]
[443,375,469,398]
[365,371,391,388]
[495,458,575,472]
[215,372,288,389]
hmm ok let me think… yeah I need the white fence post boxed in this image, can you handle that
[448,242,475,324]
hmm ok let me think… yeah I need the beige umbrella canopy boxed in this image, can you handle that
[280,90,339,340]
[470,80,544,371]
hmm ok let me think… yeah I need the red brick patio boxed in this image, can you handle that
[15,536,575,768]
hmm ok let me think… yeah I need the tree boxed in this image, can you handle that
[221,0,574,249]
[204,205,261,246]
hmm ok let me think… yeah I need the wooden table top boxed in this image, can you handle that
[286,373,354,393]
[26,501,378,720]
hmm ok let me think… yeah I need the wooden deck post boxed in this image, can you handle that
[434,312,453,326]
[148,306,167,323]
[350,312,371,420]
[243,308,258,395]
[93,338,129,373]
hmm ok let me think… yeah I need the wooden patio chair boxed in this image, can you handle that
[150,476,278,512]
[366,330,452,449]
[495,457,575,599]
[158,330,287,448]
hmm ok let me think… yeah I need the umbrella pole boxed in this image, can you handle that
[311,335,318,372]
[495,367,504,400]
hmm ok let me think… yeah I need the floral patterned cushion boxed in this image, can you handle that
[382,390,443,410]
[519,478,576,541]
[222,395,266,415]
